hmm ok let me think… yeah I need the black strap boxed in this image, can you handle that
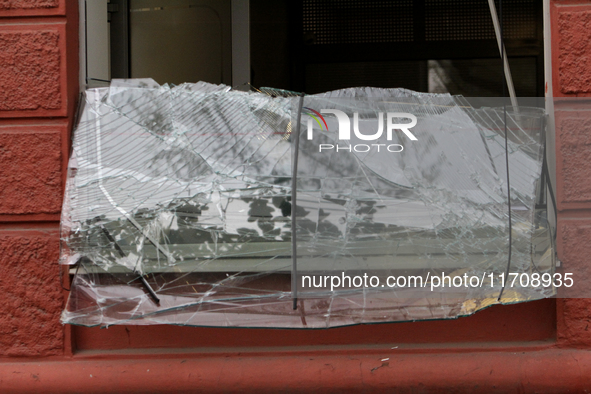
[498,0,513,302]
[291,92,306,310]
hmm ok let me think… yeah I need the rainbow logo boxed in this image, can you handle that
[303,107,328,131]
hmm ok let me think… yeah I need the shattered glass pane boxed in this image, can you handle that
[293,91,553,320]
[60,80,553,327]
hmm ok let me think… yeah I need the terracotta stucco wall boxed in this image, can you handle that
[0,0,77,361]
[553,0,591,350]
[0,0,591,392]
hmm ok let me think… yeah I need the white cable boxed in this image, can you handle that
[487,0,519,108]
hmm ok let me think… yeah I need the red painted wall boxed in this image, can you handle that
[0,0,77,362]
[0,0,590,392]
[552,0,591,352]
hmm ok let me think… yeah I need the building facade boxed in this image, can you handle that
[0,0,591,392]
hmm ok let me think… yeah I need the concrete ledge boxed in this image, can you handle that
[0,348,590,393]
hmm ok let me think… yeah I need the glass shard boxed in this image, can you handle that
[60,80,552,328]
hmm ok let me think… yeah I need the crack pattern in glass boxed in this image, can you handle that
[60,79,553,328]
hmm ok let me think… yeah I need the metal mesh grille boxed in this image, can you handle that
[428,57,538,96]
[425,0,537,41]
[302,0,414,44]
[303,0,537,44]
[305,61,427,94]
[305,57,537,97]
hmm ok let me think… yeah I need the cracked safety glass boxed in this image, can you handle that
[60,80,553,328]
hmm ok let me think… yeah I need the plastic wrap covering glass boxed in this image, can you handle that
[60,79,553,328]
